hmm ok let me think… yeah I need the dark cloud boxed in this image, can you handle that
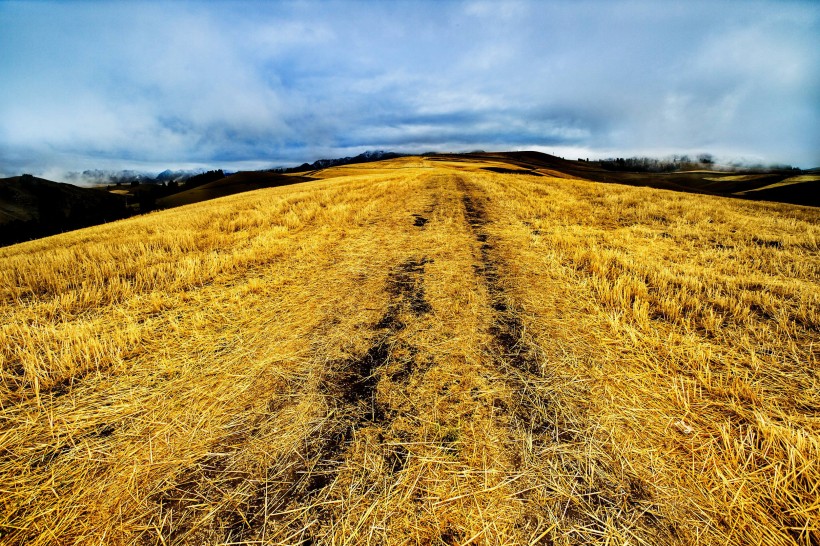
[1,0,817,179]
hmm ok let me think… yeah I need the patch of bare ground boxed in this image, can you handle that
[263,255,436,543]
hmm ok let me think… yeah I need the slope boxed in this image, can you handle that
[1,157,818,545]
[430,151,816,206]
[0,175,129,246]
[156,171,313,208]
[734,176,820,206]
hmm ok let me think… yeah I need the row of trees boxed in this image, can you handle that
[589,154,799,173]
[592,154,716,172]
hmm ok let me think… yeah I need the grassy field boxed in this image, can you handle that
[1,157,818,545]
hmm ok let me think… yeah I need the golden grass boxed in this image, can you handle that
[1,158,818,545]
[474,171,819,545]
[739,175,820,192]
[702,174,772,182]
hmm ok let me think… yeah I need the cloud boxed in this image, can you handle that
[0,0,818,179]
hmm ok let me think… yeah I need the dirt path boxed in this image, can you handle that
[455,175,675,544]
[251,173,540,544]
[258,172,631,544]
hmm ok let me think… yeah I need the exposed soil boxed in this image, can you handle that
[264,255,434,543]
[459,179,540,376]
[457,176,666,539]
[412,214,429,227]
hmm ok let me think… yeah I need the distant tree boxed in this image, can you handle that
[183,170,225,188]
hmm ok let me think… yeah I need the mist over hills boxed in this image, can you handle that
[55,151,407,187]
[64,168,208,187]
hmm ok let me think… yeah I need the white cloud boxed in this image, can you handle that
[0,0,818,178]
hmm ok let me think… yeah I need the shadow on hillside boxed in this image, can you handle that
[437,152,819,208]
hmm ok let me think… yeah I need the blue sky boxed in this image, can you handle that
[1,0,818,178]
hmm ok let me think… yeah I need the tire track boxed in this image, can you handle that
[459,179,541,377]
[457,176,666,541]
[223,233,436,542]
[143,242,436,543]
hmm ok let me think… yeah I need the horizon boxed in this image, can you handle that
[2,0,818,178]
[6,148,811,187]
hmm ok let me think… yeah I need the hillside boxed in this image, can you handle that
[2,154,816,249]
[733,175,820,205]
[1,157,818,545]
[432,151,820,206]
[156,171,313,208]
[0,175,129,246]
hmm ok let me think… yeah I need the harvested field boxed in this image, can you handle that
[1,157,818,545]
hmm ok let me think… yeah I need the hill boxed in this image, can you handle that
[156,171,313,208]
[284,150,407,173]
[430,151,819,206]
[3,152,816,249]
[733,175,820,205]
[0,174,129,246]
[1,157,818,545]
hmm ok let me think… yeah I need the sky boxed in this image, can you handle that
[1,0,818,179]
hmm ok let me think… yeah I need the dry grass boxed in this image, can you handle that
[1,157,818,545]
[740,174,820,192]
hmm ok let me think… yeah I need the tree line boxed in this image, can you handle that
[584,154,800,173]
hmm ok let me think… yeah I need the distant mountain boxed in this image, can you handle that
[155,169,207,183]
[61,152,405,186]
[0,174,129,246]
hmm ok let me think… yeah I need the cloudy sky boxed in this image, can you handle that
[1,0,818,178]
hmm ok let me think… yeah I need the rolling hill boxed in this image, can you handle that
[156,171,313,208]
[1,157,818,545]
[2,153,816,249]
[431,151,820,206]
[0,175,129,246]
